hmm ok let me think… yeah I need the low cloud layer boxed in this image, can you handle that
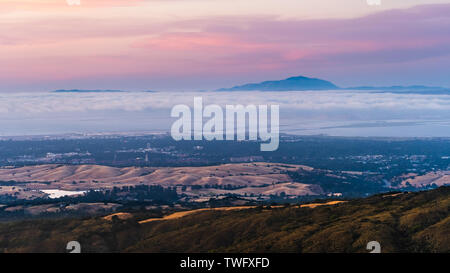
[1,90,450,117]
[1,91,449,136]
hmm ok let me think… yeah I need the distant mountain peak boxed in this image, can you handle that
[217,75,339,91]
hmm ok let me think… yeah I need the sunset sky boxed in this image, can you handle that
[1,0,450,92]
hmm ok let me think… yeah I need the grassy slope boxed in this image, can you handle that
[0,187,449,253]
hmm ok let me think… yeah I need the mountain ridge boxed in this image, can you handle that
[217,75,450,94]
[217,75,339,91]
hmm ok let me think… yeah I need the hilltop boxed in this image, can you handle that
[217,76,339,91]
[216,75,449,94]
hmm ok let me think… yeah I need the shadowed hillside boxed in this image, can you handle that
[0,187,448,253]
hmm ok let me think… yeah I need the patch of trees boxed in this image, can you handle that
[80,185,178,202]
[187,184,246,190]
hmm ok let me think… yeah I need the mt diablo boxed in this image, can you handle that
[217,75,450,93]
[217,76,338,91]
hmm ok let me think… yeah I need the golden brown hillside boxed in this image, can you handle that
[0,163,321,196]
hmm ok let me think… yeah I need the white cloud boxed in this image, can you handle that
[1,91,450,113]
[1,91,449,136]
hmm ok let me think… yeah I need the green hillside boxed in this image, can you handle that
[0,187,449,253]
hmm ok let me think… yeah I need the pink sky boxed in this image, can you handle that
[1,0,450,91]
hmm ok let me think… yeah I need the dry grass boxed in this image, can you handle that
[0,163,315,193]
[298,200,347,208]
[103,212,133,221]
[401,171,450,188]
[139,206,257,224]
[138,201,346,224]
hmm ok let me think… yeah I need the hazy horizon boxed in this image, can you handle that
[2,1,450,136]
[1,90,449,138]
[1,1,450,92]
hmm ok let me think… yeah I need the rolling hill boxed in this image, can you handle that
[0,163,324,198]
[0,186,448,253]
